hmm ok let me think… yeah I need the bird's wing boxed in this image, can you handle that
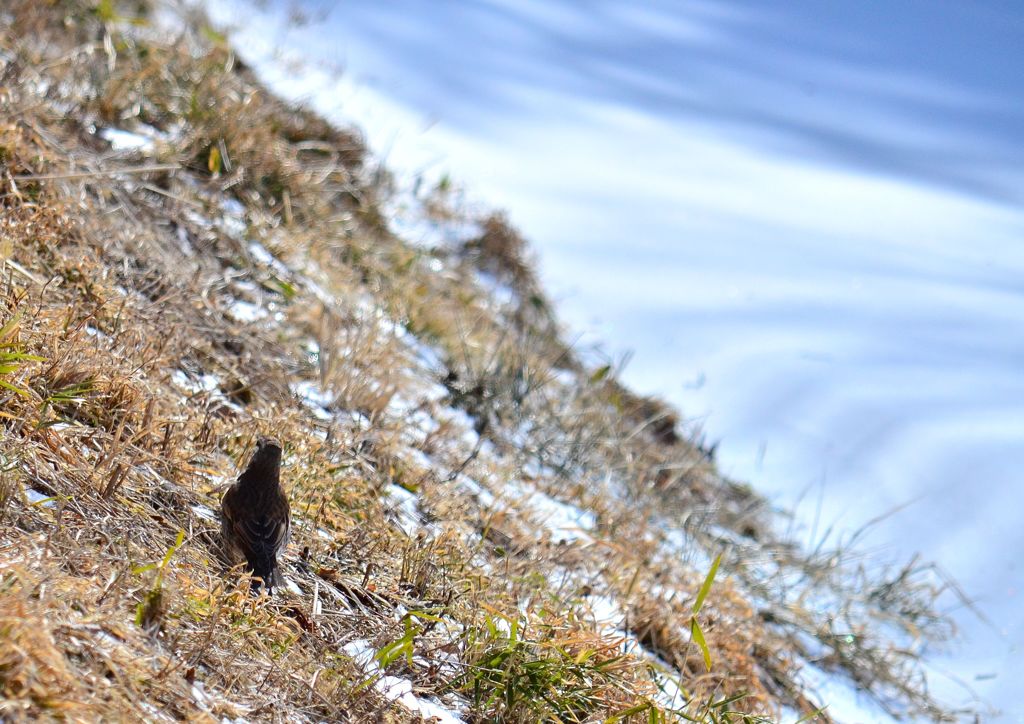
[234,514,288,559]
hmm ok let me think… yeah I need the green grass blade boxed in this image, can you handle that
[0,379,32,397]
[690,618,712,671]
[589,364,612,383]
[692,552,722,615]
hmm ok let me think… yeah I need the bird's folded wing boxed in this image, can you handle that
[235,515,289,557]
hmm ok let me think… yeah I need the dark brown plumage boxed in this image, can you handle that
[220,438,290,593]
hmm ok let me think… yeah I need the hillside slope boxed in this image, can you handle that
[0,2,965,721]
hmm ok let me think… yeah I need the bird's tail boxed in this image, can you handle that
[249,551,280,593]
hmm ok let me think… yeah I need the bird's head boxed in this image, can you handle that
[256,437,282,456]
[239,437,283,487]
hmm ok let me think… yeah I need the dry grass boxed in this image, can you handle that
[0,1,972,722]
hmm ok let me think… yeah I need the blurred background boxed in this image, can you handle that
[202,0,1024,717]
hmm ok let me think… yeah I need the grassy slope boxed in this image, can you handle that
[0,1,965,721]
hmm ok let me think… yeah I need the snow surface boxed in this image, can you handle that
[342,639,465,723]
[171,369,221,395]
[190,504,218,522]
[99,127,156,152]
[290,379,334,421]
[795,664,898,724]
[224,292,267,323]
[386,483,421,536]
[24,488,57,508]
[386,191,483,251]
[523,489,595,543]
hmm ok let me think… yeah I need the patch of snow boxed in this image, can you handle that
[386,187,483,253]
[191,504,218,522]
[218,199,247,238]
[230,278,261,295]
[525,489,596,543]
[92,629,126,649]
[386,393,416,417]
[24,488,57,508]
[491,615,513,637]
[248,240,275,265]
[220,198,245,217]
[172,369,221,395]
[84,325,111,342]
[421,378,450,403]
[191,681,211,709]
[183,209,213,231]
[225,299,267,323]
[291,379,332,408]
[657,525,713,573]
[520,457,559,482]
[584,594,625,632]
[174,225,194,257]
[342,639,465,723]
[303,277,335,305]
[220,215,247,238]
[302,338,320,363]
[615,635,689,712]
[796,663,898,724]
[348,410,373,430]
[99,127,155,152]
[403,447,434,473]
[421,404,480,453]
[549,366,580,389]
[649,666,688,712]
[138,702,175,723]
[379,676,464,724]
[290,379,334,421]
[343,638,376,666]
[407,335,447,375]
[169,370,244,413]
[197,471,233,491]
[458,475,496,509]
[407,408,441,437]
[247,240,293,277]
[387,484,421,535]
[376,313,413,342]
[425,648,462,679]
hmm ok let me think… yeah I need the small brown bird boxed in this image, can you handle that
[220,438,290,593]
